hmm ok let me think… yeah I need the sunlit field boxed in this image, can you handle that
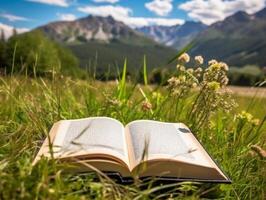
[0,58,265,199]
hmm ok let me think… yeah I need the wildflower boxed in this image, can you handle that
[106,97,121,107]
[152,92,162,99]
[48,189,55,194]
[195,55,204,65]
[195,67,203,73]
[180,66,186,72]
[221,77,229,86]
[251,119,260,126]
[192,83,197,88]
[141,101,152,112]
[168,77,180,86]
[168,77,176,83]
[220,62,229,71]
[237,111,253,122]
[172,90,181,96]
[176,64,181,70]
[179,75,186,82]
[194,67,203,78]
[187,68,194,74]
[208,59,218,66]
[207,81,220,91]
[208,63,221,71]
[178,53,190,63]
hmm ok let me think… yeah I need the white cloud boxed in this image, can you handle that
[78,5,132,20]
[78,5,183,27]
[126,17,183,27]
[145,0,173,16]
[178,0,266,25]
[0,23,29,39]
[93,0,119,3]
[57,13,77,21]
[0,13,29,22]
[26,0,70,7]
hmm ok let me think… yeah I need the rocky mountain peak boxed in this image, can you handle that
[37,15,139,43]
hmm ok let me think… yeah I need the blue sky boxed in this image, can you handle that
[0,0,265,37]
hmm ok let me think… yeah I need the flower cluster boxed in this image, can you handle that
[203,60,229,89]
[166,53,237,130]
[236,111,260,126]
[167,54,205,97]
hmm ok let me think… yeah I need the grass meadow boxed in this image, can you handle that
[0,57,265,199]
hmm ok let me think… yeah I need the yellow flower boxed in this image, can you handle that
[179,75,186,82]
[237,111,253,122]
[207,81,220,91]
[152,92,162,99]
[178,53,190,63]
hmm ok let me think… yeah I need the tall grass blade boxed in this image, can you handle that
[167,41,194,65]
[118,58,127,100]
[11,42,17,77]
[143,55,148,86]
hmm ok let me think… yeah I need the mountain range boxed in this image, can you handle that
[190,8,266,67]
[36,7,266,72]
[37,15,177,74]
[136,21,207,49]
[38,15,154,45]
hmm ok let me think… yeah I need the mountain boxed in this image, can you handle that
[136,21,207,49]
[37,15,177,75]
[190,8,266,67]
[38,15,156,45]
[255,7,266,18]
[136,25,179,46]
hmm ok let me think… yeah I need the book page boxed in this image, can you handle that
[126,120,212,168]
[52,117,129,166]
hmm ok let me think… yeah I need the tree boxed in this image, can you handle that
[6,30,80,76]
[0,29,6,69]
[12,28,17,37]
[0,29,5,42]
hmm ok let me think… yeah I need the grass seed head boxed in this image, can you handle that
[141,101,152,112]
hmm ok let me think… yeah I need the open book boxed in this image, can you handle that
[33,117,231,183]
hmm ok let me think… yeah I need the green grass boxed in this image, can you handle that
[0,59,265,199]
[234,95,266,119]
[0,75,265,199]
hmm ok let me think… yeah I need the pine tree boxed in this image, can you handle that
[12,28,17,37]
[0,29,6,68]
[0,29,5,42]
